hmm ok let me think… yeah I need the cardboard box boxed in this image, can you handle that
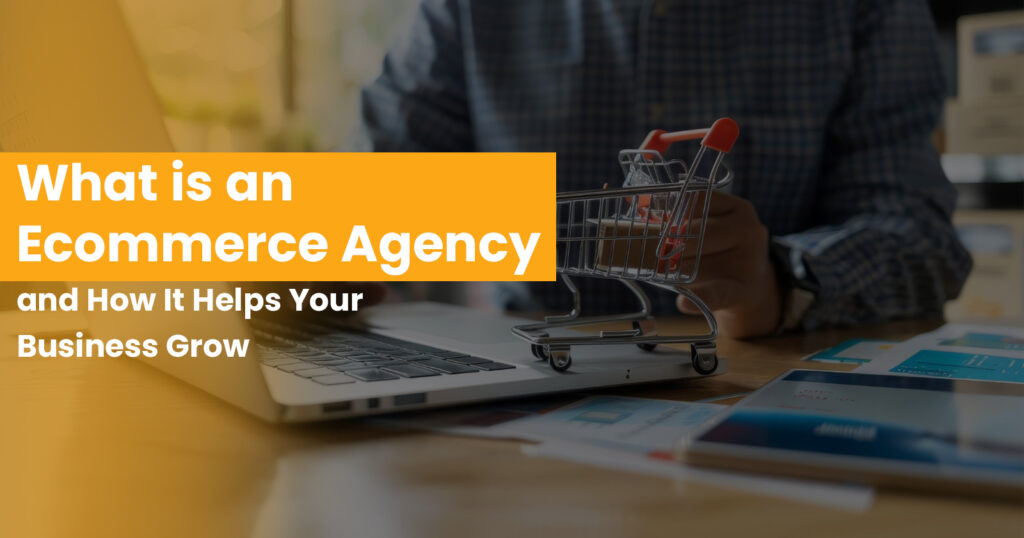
[945,210,1024,321]
[944,100,1024,155]
[957,11,1024,106]
[593,218,677,274]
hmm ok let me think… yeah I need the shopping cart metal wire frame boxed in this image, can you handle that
[512,118,740,373]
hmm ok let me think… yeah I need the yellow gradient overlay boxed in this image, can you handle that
[2,153,556,281]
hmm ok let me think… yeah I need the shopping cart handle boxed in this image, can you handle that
[701,117,739,153]
[640,117,739,155]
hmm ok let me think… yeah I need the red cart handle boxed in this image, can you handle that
[639,117,739,155]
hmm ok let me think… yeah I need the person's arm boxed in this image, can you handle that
[350,0,472,152]
[776,0,971,330]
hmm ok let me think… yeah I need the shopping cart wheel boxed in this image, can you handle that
[531,344,549,360]
[690,342,718,375]
[632,321,657,352]
[548,348,572,372]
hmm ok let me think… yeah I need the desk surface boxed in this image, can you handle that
[2,316,1021,538]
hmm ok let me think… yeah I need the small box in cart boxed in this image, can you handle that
[592,217,664,273]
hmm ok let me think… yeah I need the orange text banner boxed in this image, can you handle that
[2,153,556,281]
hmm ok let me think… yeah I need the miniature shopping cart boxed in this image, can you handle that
[512,118,739,374]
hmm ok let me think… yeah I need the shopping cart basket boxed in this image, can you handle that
[512,117,739,373]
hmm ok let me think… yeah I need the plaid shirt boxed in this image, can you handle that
[353,0,972,330]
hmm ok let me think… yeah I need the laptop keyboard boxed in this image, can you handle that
[252,320,515,385]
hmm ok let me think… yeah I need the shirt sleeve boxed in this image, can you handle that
[778,0,972,330]
[349,0,473,152]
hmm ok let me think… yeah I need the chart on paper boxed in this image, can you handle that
[857,324,1024,383]
[889,350,1024,382]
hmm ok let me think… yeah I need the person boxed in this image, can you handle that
[351,0,972,338]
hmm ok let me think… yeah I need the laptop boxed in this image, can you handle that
[4,1,724,422]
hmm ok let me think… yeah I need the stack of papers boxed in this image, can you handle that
[366,323,1024,508]
[367,394,723,451]
[368,395,875,511]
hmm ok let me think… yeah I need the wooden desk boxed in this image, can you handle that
[2,317,1021,538]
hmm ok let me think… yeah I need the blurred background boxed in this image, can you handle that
[118,1,1022,154]
[16,0,1020,322]
[928,2,1024,322]
[117,0,1024,322]
[120,0,417,153]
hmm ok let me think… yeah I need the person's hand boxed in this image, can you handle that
[675,191,782,339]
